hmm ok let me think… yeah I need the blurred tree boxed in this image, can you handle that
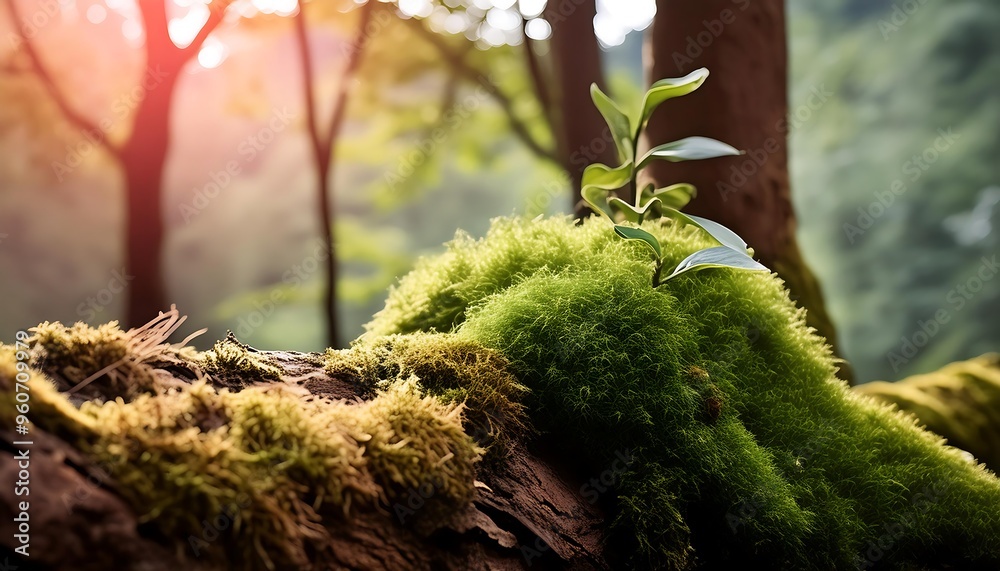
[4,0,235,329]
[294,0,378,348]
[641,0,854,383]
[542,0,620,215]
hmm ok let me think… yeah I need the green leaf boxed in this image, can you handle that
[637,137,741,169]
[590,84,634,163]
[643,183,696,210]
[582,185,615,219]
[664,246,769,281]
[581,161,634,219]
[582,161,633,189]
[639,68,710,127]
[663,209,751,253]
[614,224,662,258]
[609,196,662,223]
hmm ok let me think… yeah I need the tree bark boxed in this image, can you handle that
[544,0,622,216]
[641,0,854,383]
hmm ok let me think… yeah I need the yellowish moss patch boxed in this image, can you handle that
[0,343,482,570]
[324,333,529,456]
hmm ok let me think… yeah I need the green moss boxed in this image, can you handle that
[369,215,1000,569]
[25,309,203,400]
[325,333,529,456]
[856,354,1000,471]
[0,345,482,570]
[27,320,155,396]
[197,333,283,384]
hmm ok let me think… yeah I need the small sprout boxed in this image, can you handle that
[581,69,769,286]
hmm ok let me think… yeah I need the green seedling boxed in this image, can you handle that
[582,68,767,286]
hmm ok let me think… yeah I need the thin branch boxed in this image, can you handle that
[294,3,326,169]
[406,18,560,165]
[4,0,121,157]
[320,1,376,153]
[182,0,237,62]
[522,33,554,128]
[294,0,376,348]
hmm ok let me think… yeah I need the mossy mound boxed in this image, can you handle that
[0,337,483,569]
[856,353,1000,471]
[369,215,1000,569]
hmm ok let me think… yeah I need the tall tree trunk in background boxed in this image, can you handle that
[642,0,854,383]
[544,0,621,216]
[120,5,182,327]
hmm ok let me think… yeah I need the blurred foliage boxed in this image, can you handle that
[788,0,1000,381]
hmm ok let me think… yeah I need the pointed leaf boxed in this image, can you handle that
[644,183,696,210]
[639,68,710,127]
[664,246,769,281]
[590,84,634,163]
[582,185,614,219]
[582,161,632,190]
[663,209,751,253]
[637,137,741,169]
[581,161,633,219]
[609,196,662,223]
[614,224,662,258]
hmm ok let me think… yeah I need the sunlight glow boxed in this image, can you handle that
[399,0,433,18]
[250,0,298,16]
[486,7,521,31]
[594,0,656,47]
[518,0,545,19]
[86,4,107,24]
[197,36,228,68]
[168,2,210,48]
[524,17,550,41]
[121,18,143,43]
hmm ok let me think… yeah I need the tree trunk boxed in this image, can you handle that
[544,0,622,216]
[641,0,854,383]
[119,65,179,329]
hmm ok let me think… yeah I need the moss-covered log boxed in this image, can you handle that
[3,216,1000,570]
[855,354,1000,472]
[0,316,609,570]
